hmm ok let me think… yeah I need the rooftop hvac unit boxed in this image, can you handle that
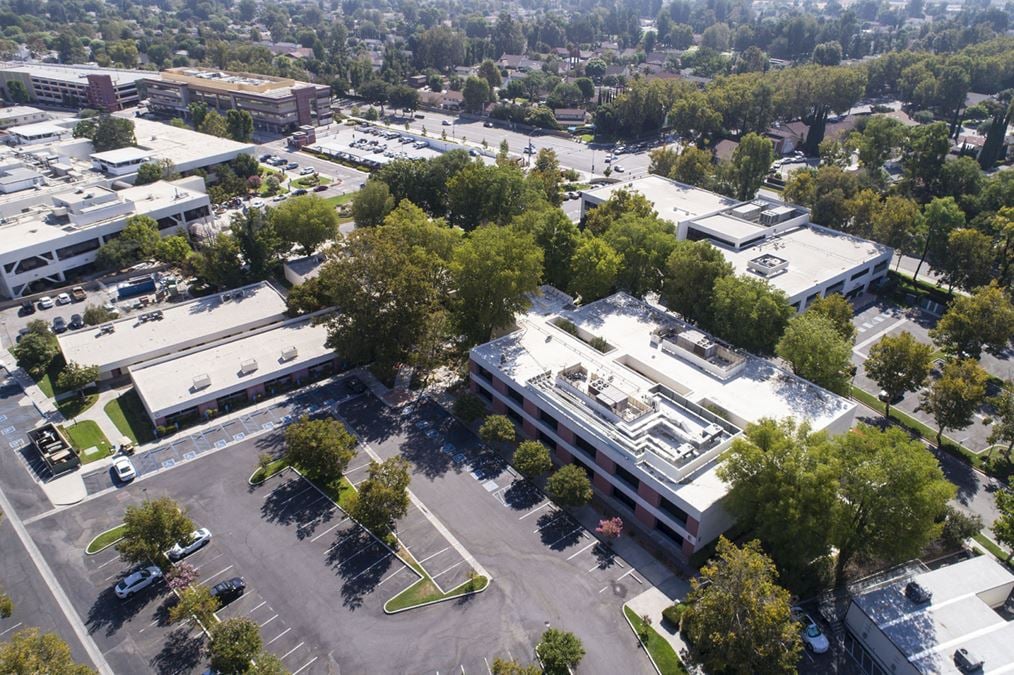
[192,374,211,389]
[281,346,298,361]
[240,359,258,375]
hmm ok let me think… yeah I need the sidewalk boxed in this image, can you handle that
[68,384,130,449]
[626,581,694,671]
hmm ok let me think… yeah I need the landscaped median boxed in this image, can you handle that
[622,605,688,675]
[85,523,126,554]
[384,546,489,614]
[249,459,357,512]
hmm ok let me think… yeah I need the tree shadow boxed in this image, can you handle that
[590,544,619,571]
[149,625,206,675]
[259,477,333,533]
[503,479,542,510]
[335,395,401,446]
[536,512,582,550]
[322,527,392,610]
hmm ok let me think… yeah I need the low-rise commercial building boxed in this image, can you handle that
[0,63,153,111]
[844,555,1014,674]
[6,121,71,145]
[0,177,212,298]
[580,175,893,311]
[145,67,332,133]
[130,314,337,427]
[57,282,288,380]
[469,288,855,558]
[0,106,49,128]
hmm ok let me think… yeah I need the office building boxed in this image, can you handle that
[57,282,288,380]
[469,288,855,558]
[130,314,337,427]
[0,106,49,128]
[145,67,332,133]
[580,176,893,311]
[0,177,211,298]
[0,62,153,111]
[844,555,1014,674]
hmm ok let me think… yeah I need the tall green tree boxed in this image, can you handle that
[480,414,516,447]
[988,380,1014,459]
[903,122,950,196]
[73,114,136,151]
[55,362,98,396]
[993,489,1014,561]
[225,109,254,142]
[191,233,246,289]
[864,331,933,417]
[721,132,774,200]
[776,312,853,394]
[230,207,283,279]
[352,180,396,228]
[351,457,412,534]
[920,358,989,446]
[681,537,801,674]
[319,227,442,372]
[601,214,676,297]
[11,321,59,378]
[198,110,229,138]
[447,162,530,229]
[940,228,994,293]
[451,224,543,344]
[568,235,621,302]
[513,441,552,478]
[661,240,733,327]
[537,629,585,675]
[168,584,219,626]
[546,464,592,507]
[0,629,92,675]
[462,76,491,113]
[930,283,1014,358]
[805,294,856,343]
[96,215,161,269]
[209,618,262,674]
[284,416,357,485]
[511,204,578,290]
[710,275,793,355]
[269,195,339,255]
[117,497,194,569]
[582,189,656,236]
[914,196,965,282]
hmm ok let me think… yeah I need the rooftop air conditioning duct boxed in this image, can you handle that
[240,359,258,375]
[193,374,211,389]
[281,346,298,361]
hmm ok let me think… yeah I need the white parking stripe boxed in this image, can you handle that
[309,517,349,542]
[0,622,23,637]
[281,642,305,659]
[298,505,335,529]
[345,462,371,473]
[416,546,450,565]
[547,526,583,548]
[259,614,278,628]
[616,568,642,584]
[267,627,292,645]
[566,541,597,560]
[272,484,314,506]
[431,560,465,580]
[292,657,318,675]
[532,511,566,533]
[379,566,409,586]
[200,565,234,584]
[518,502,551,520]
[247,601,267,614]
[97,556,120,568]
[324,528,362,554]
[346,552,393,583]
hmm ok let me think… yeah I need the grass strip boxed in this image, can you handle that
[86,524,126,554]
[974,533,1012,567]
[104,390,155,444]
[385,573,488,613]
[61,421,113,463]
[250,458,290,484]
[623,606,688,675]
[850,386,983,466]
[57,393,98,419]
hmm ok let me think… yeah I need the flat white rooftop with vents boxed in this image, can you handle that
[57,282,287,377]
[581,174,739,221]
[129,315,333,420]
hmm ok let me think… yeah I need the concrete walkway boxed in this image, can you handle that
[69,384,131,449]
[626,581,695,673]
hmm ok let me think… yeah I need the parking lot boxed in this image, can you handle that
[336,395,653,674]
[310,124,482,171]
[81,380,358,496]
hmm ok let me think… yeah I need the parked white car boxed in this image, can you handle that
[37,296,54,309]
[794,609,830,654]
[112,456,136,482]
[56,292,72,305]
[114,565,162,599]
[167,528,212,561]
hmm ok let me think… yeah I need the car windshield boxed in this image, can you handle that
[805,624,822,638]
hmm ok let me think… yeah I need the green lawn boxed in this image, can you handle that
[251,458,290,484]
[385,568,488,613]
[325,192,355,207]
[104,389,155,445]
[86,524,126,554]
[624,606,688,675]
[974,533,1012,567]
[61,421,113,463]
[57,393,98,419]
[252,459,357,513]
[36,355,69,398]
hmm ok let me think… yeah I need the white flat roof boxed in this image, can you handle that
[852,556,1014,674]
[471,290,855,512]
[0,106,45,118]
[582,175,739,221]
[8,121,66,137]
[90,147,152,163]
[58,282,287,374]
[130,118,254,169]
[0,178,208,250]
[130,316,333,418]
[718,226,892,299]
[0,62,154,86]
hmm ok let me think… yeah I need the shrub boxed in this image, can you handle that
[662,603,686,629]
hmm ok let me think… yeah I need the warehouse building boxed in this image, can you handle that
[469,287,855,558]
[0,63,153,111]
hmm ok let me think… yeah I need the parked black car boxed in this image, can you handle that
[211,577,246,604]
[345,376,367,394]
[69,314,84,330]
[51,316,67,333]
[19,300,35,316]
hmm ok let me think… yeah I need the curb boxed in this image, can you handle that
[382,575,490,615]
[622,604,664,675]
[84,525,125,555]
